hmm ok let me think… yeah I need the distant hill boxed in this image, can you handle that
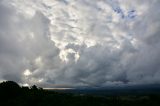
[49,84,160,96]
[0,81,160,106]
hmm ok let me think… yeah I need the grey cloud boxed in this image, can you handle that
[0,0,160,88]
[0,1,60,85]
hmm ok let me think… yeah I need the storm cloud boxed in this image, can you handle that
[0,0,160,88]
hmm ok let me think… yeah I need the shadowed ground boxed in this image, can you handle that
[0,81,160,106]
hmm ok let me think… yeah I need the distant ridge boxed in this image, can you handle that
[48,84,160,96]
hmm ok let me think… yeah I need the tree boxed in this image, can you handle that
[30,85,38,90]
[0,81,21,99]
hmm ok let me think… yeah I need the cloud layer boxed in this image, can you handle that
[0,0,160,88]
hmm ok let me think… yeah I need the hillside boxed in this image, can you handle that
[0,81,160,106]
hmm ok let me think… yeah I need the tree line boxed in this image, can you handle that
[0,81,160,106]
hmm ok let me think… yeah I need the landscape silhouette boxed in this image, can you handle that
[0,81,160,106]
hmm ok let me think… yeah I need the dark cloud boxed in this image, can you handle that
[0,1,60,85]
[0,0,160,88]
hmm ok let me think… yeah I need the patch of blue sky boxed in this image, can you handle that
[127,10,136,19]
[108,0,136,20]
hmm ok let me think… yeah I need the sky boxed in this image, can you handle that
[0,0,160,88]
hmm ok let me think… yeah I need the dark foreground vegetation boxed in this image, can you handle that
[0,81,160,106]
